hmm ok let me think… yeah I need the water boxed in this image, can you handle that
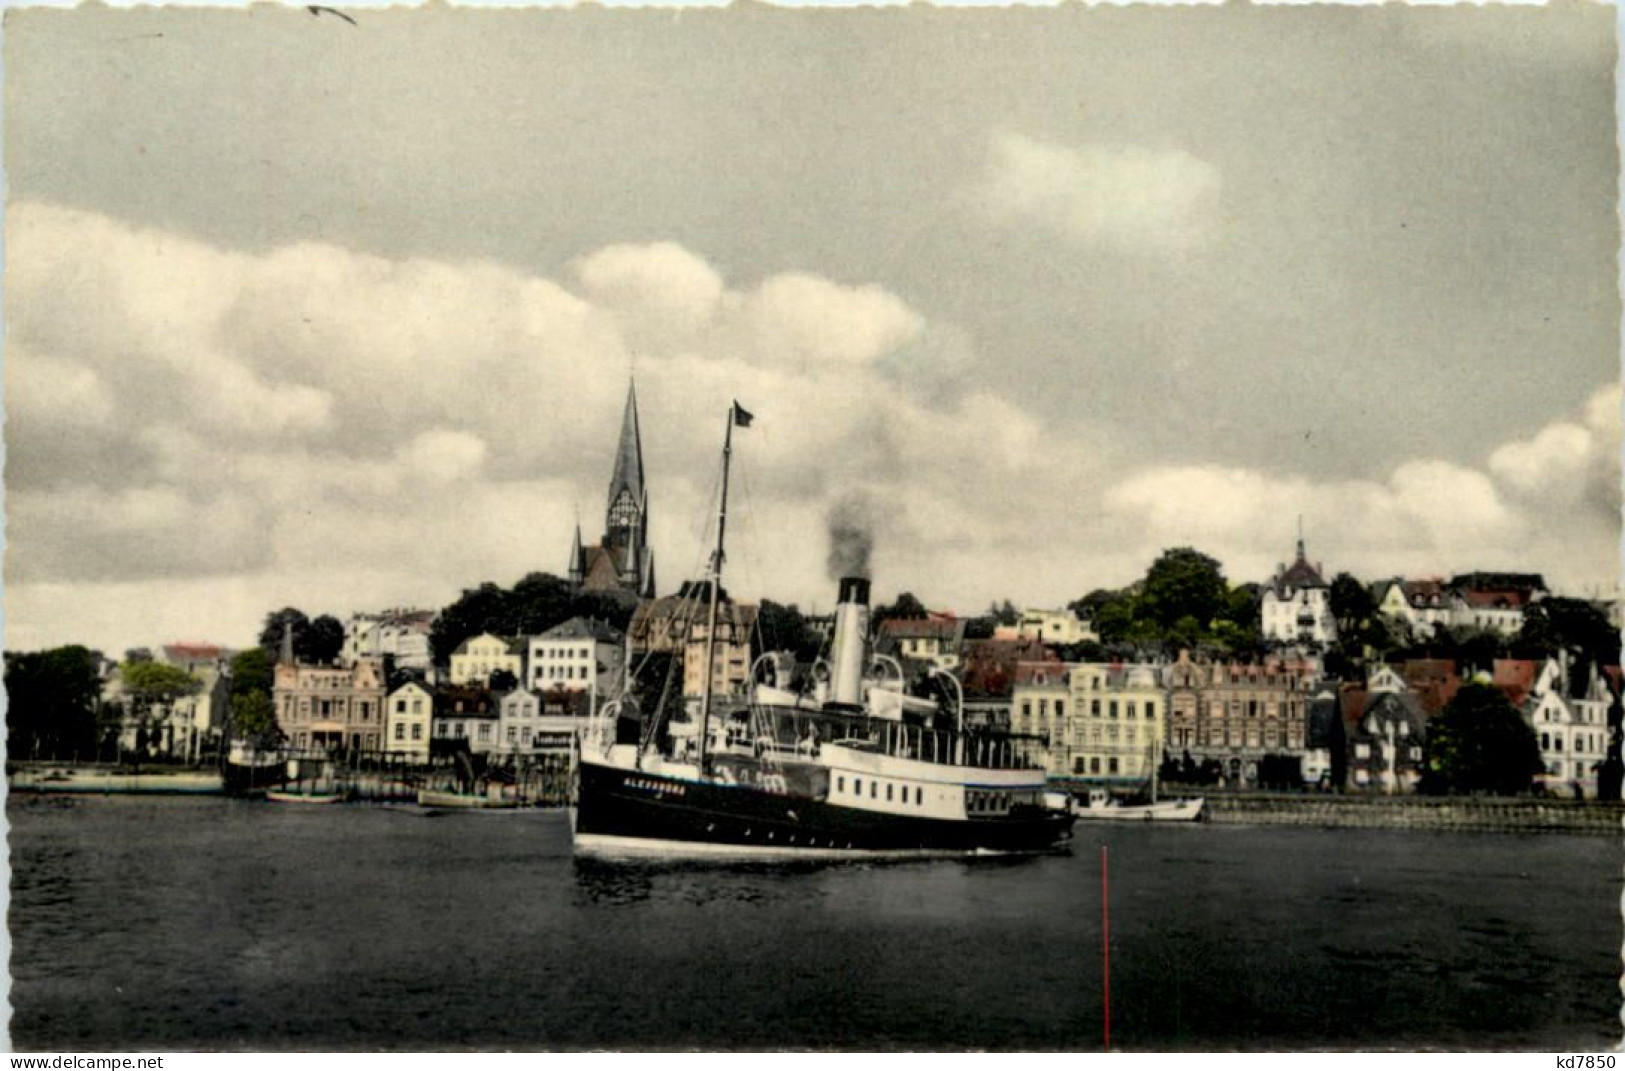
[8,795,1620,1050]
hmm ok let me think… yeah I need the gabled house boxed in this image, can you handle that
[1525,655,1611,798]
[1261,536,1337,646]
[384,681,433,764]
[447,633,524,687]
[1344,673,1428,794]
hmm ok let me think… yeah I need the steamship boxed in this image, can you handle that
[570,404,1075,858]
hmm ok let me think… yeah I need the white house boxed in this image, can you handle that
[1015,608,1097,646]
[384,681,433,764]
[1261,537,1337,646]
[526,617,624,696]
[345,609,435,673]
[1525,656,1611,798]
[447,633,524,687]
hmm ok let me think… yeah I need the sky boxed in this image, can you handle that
[3,3,1620,655]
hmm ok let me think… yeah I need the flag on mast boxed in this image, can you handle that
[732,401,754,428]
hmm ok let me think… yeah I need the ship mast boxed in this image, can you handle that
[695,402,745,771]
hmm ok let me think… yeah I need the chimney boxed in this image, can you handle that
[827,576,871,707]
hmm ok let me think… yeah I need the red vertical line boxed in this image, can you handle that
[1102,843,1111,1052]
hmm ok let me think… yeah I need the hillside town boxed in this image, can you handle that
[8,381,1621,803]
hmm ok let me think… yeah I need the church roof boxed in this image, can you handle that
[1272,538,1328,593]
[607,380,646,510]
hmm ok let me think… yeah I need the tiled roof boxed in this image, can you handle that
[541,617,625,644]
[1492,659,1538,707]
[1460,589,1535,611]
[1012,660,1068,688]
[1401,579,1447,608]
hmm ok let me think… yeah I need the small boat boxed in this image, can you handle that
[265,788,347,805]
[1069,788,1205,822]
[417,788,521,810]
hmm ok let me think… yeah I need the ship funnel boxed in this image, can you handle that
[828,576,871,707]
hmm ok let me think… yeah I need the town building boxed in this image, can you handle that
[272,656,388,752]
[1373,578,1452,639]
[1303,683,1345,788]
[108,654,232,763]
[1342,668,1428,794]
[958,635,1058,730]
[1260,535,1337,646]
[1163,651,1313,787]
[384,681,434,764]
[343,609,435,673]
[876,615,964,669]
[496,687,590,755]
[1013,607,1097,646]
[527,617,624,696]
[1058,662,1164,785]
[627,581,758,706]
[568,380,656,599]
[1525,655,1611,798]
[447,633,524,687]
[1008,661,1069,776]
[430,686,500,755]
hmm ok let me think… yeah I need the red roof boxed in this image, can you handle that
[1401,579,1447,608]
[1492,659,1538,707]
[1399,659,1461,716]
[960,638,1059,699]
[1460,589,1534,611]
[163,643,224,661]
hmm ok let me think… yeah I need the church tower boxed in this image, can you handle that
[569,380,656,598]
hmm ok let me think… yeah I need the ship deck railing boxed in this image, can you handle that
[736,703,1046,772]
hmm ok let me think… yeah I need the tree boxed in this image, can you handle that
[306,615,345,664]
[1142,548,1228,631]
[988,600,1019,627]
[756,600,823,661]
[489,668,519,692]
[1420,681,1543,796]
[228,690,279,746]
[5,646,102,760]
[873,592,928,627]
[119,660,202,762]
[259,608,310,661]
[1518,597,1619,668]
[1329,573,1377,637]
[229,647,273,700]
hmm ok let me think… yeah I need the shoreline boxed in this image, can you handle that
[1191,791,1623,836]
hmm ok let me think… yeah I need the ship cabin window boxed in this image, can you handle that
[854,778,862,796]
[837,776,845,793]
[915,787,923,805]
[870,781,878,799]
[886,784,894,802]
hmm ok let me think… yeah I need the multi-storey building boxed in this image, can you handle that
[627,581,758,706]
[1014,608,1097,646]
[1057,662,1164,785]
[496,688,589,755]
[876,616,964,668]
[344,609,435,673]
[1164,651,1312,787]
[447,633,524,687]
[1260,536,1336,646]
[1009,661,1069,776]
[526,617,624,696]
[272,656,388,752]
[430,686,500,755]
[1525,655,1612,798]
[1342,667,1429,794]
[384,681,433,764]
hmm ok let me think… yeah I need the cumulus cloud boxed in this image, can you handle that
[3,204,1097,651]
[4,201,1614,655]
[1100,386,1620,589]
[977,132,1221,250]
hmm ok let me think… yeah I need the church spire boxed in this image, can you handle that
[607,379,646,513]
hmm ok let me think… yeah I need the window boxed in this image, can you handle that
[915,787,923,805]
[886,784,893,802]
[411,724,422,741]
[508,727,517,742]
[1127,702,1136,719]
[1074,758,1085,774]
[479,724,491,741]
[395,700,406,713]
[1108,757,1119,775]
[1090,757,1100,774]
[1056,701,1065,719]
[837,776,845,793]
[394,723,405,741]
[1109,701,1118,719]
[854,778,862,796]
[870,781,877,799]
[1091,700,1100,718]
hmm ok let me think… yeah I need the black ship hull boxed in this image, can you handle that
[573,757,1074,857]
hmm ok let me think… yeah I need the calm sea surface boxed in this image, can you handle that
[8,795,1620,1051]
